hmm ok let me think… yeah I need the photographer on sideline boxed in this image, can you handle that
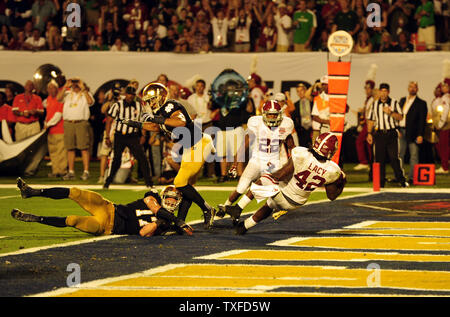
[57,77,94,181]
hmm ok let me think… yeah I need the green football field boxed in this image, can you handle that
[0,186,362,255]
[1,160,449,255]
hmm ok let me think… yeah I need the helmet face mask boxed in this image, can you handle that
[142,82,168,113]
[313,132,339,160]
[161,185,182,212]
[262,100,283,127]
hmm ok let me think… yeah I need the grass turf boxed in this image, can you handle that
[0,186,361,254]
[1,158,448,254]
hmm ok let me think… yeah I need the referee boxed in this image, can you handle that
[366,83,408,188]
[103,86,153,189]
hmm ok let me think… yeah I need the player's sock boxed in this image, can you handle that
[177,184,210,212]
[39,216,67,227]
[244,216,257,230]
[177,199,192,221]
[40,188,70,199]
[237,195,252,210]
[224,199,232,206]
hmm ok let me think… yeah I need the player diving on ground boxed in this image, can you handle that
[221,132,347,235]
[12,178,193,237]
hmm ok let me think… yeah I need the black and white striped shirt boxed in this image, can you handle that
[367,97,403,131]
[107,99,142,135]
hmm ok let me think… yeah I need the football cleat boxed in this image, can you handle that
[17,177,38,199]
[11,209,41,223]
[216,204,226,218]
[225,205,242,225]
[203,206,216,230]
[235,221,248,235]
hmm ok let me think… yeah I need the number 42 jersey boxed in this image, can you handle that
[281,146,342,206]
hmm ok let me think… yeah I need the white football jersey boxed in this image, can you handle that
[247,115,294,164]
[281,146,342,205]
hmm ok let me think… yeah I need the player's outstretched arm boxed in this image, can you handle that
[270,158,294,182]
[325,172,346,201]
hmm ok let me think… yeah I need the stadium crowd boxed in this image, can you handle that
[0,0,448,53]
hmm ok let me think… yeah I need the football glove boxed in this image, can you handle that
[228,164,238,179]
[121,119,143,129]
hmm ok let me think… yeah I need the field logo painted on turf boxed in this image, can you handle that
[366,263,381,287]
[67,263,81,287]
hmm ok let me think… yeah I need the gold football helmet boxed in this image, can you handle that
[141,82,169,113]
[161,185,183,212]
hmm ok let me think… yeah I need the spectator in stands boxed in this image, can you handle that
[191,10,210,53]
[145,25,157,51]
[331,0,360,37]
[110,37,129,52]
[415,0,436,50]
[232,8,252,53]
[354,30,373,53]
[0,24,14,49]
[169,13,183,35]
[5,0,32,36]
[136,33,150,52]
[314,28,329,51]
[378,31,397,52]
[254,12,277,52]
[162,26,178,51]
[31,0,56,33]
[123,23,138,51]
[57,77,94,181]
[398,81,428,183]
[99,0,119,35]
[206,2,231,52]
[394,31,414,52]
[44,80,67,178]
[23,28,46,50]
[292,0,317,52]
[152,17,167,40]
[274,3,292,52]
[47,25,62,50]
[321,0,341,31]
[102,20,119,48]
[122,0,148,33]
[90,34,108,51]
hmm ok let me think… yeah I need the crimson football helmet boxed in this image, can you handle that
[313,132,339,159]
[262,100,283,127]
[161,185,183,212]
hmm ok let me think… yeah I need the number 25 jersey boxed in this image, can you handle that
[281,146,342,205]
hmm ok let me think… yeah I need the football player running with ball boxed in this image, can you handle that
[122,82,216,229]
[217,100,295,224]
[232,132,347,235]
[12,178,193,237]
